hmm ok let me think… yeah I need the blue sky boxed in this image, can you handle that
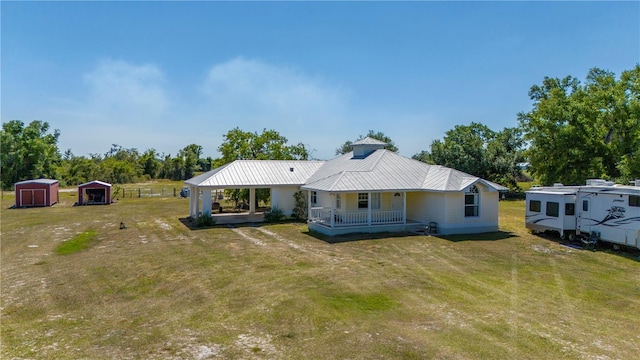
[2,1,638,160]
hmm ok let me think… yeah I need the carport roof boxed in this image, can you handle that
[185,160,326,188]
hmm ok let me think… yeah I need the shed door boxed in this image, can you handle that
[578,198,591,234]
[20,190,33,207]
[33,189,46,206]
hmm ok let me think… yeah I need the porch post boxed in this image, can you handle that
[202,189,212,216]
[403,191,407,224]
[195,187,200,217]
[189,186,196,218]
[368,192,372,225]
[249,188,256,214]
[330,194,335,228]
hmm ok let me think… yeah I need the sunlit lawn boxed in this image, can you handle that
[1,191,639,359]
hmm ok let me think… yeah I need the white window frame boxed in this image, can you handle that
[358,193,368,209]
[335,193,341,209]
[464,185,479,217]
[311,191,317,205]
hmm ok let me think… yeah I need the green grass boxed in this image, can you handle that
[54,230,97,255]
[1,192,639,359]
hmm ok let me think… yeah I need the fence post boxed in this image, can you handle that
[123,189,125,198]
[138,188,141,198]
[174,188,176,197]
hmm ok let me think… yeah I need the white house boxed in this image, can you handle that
[185,137,508,235]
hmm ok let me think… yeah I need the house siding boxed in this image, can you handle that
[271,186,299,216]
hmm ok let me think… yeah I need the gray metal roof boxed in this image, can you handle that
[302,150,508,192]
[79,180,112,188]
[351,137,387,146]
[15,178,58,185]
[185,160,325,188]
[184,151,508,192]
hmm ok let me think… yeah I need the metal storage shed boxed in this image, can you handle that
[15,179,59,208]
[78,180,112,205]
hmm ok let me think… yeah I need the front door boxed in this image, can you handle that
[578,198,591,234]
[392,193,403,211]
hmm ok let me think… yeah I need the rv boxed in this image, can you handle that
[525,180,640,249]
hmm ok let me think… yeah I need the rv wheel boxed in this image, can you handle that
[567,232,576,242]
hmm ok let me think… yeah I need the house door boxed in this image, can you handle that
[392,193,403,211]
[578,198,591,234]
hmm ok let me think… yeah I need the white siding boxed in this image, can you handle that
[271,186,300,216]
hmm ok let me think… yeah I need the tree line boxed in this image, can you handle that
[2,65,638,191]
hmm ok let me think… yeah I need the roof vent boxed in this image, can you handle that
[553,183,564,187]
[290,167,294,172]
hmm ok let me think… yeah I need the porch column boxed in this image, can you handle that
[249,188,256,214]
[189,185,197,218]
[403,191,407,224]
[195,187,200,217]
[202,189,212,216]
[368,192,372,225]
[330,194,335,228]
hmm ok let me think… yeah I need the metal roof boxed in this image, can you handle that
[184,151,508,192]
[351,137,387,146]
[79,180,112,188]
[302,150,508,192]
[15,178,58,185]
[185,160,326,188]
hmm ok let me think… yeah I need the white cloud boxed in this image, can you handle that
[82,59,169,121]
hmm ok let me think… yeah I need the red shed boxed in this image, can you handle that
[78,180,112,205]
[15,179,59,208]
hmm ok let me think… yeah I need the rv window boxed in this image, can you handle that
[630,195,640,207]
[565,203,575,216]
[546,202,559,217]
[529,200,541,212]
[582,200,588,211]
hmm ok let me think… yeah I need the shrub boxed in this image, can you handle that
[292,191,308,221]
[196,213,216,227]
[264,207,286,223]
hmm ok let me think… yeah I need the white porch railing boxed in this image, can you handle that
[309,207,403,227]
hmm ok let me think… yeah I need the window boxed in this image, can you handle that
[565,203,575,216]
[464,185,479,217]
[358,193,368,209]
[546,202,559,217]
[582,200,589,211]
[335,194,341,209]
[529,200,541,212]
[630,195,640,207]
[311,191,317,205]
[371,193,381,210]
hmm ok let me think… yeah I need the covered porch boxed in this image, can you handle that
[307,191,418,235]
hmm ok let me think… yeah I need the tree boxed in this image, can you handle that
[217,128,308,205]
[218,128,308,164]
[139,149,162,179]
[413,123,525,191]
[1,120,61,190]
[518,66,640,185]
[180,144,203,179]
[335,130,399,155]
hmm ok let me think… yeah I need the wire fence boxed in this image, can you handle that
[116,187,182,199]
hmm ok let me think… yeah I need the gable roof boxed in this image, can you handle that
[351,137,387,146]
[185,160,325,188]
[15,178,58,185]
[79,180,112,188]
[301,149,507,192]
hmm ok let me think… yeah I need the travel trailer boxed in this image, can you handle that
[525,179,640,249]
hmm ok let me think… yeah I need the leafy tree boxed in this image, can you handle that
[217,128,308,205]
[335,130,399,155]
[0,120,61,190]
[139,149,162,179]
[414,123,524,191]
[518,66,640,185]
[179,144,203,179]
[218,128,308,164]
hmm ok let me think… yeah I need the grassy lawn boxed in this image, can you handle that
[1,193,639,359]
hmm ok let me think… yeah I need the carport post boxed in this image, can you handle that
[202,189,212,216]
[249,188,256,214]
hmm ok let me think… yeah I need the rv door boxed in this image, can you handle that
[578,197,591,234]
